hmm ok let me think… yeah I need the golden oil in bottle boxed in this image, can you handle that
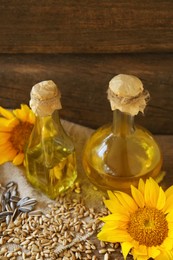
[82,74,163,192]
[25,137,76,199]
[25,80,77,199]
[83,110,162,191]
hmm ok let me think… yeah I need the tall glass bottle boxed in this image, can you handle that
[82,74,163,192]
[25,80,77,199]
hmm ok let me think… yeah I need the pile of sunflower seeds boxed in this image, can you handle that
[0,182,121,260]
[0,181,38,225]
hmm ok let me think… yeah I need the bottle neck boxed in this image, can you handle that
[112,110,135,137]
[34,110,61,136]
[36,110,60,123]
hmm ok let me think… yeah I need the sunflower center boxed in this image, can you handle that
[10,122,33,152]
[127,207,168,247]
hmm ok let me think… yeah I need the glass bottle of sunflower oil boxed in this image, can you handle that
[25,80,77,199]
[82,74,163,192]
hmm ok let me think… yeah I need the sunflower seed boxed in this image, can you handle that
[6,181,15,189]
[104,253,109,260]
[10,195,20,203]
[0,217,6,223]
[28,210,43,216]
[0,183,5,190]
[11,208,19,221]
[1,198,6,211]
[0,181,37,226]
[20,198,37,207]
[7,182,18,192]
[0,211,13,217]
[5,204,12,212]
[4,191,10,201]
[10,188,18,197]
[19,206,33,213]
[17,197,30,207]
[0,215,6,221]
[6,215,11,225]
[10,201,15,210]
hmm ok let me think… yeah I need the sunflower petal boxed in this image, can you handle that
[144,178,160,207]
[0,117,18,131]
[0,106,14,119]
[28,110,35,124]
[166,211,173,222]
[168,226,173,238]
[0,118,13,129]
[13,104,31,122]
[100,213,129,222]
[121,241,133,259]
[104,200,128,215]
[161,237,173,251]
[107,190,117,200]
[97,228,130,243]
[155,249,173,260]
[12,152,24,165]
[131,185,144,208]
[0,146,17,164]
[132,245,148,260]
[135,256,150,260]
[99,220,126,230]
[165,186,173,199]
[156,186,166,210]
[138,178,145,195]
[0,132,10,145]
[0,143,12,153]
[147,246,160,259]
[114,191,138,213]
[163,194,173,214]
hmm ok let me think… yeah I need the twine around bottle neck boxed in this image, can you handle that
[30,94,62,117]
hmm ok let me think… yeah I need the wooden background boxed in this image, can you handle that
[0,0,173,134]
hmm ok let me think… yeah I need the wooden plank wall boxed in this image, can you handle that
[0,1,173,134]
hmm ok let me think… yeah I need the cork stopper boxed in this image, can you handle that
[30,80,62,116]
[107,74,150,115]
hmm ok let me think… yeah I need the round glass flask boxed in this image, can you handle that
[82,74,163,191]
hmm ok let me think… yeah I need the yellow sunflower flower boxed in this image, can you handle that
[97,178,173,260]
[0,104,35,165]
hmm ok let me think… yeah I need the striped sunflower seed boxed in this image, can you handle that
[6,181,15,189]
[0,181,38,226]
[10,195,20,203]
[0,211,13,217]
[17,197,30,207]
[20,198,37,207]
[18,206,34,213]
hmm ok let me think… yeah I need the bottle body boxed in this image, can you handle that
[82,110,162,191]
[25,110,77,199]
